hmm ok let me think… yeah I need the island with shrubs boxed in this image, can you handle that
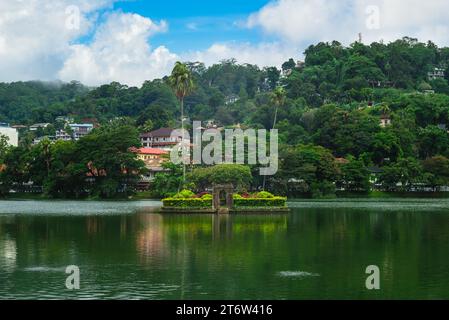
[161,189,289,214]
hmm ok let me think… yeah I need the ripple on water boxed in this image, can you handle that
[278,271,320,278]
[0,200,162,216]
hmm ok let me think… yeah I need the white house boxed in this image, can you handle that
[0,125,18,147]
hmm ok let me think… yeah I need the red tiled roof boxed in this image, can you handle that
[134,147,168,155]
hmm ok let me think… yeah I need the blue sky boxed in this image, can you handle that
[113,0,271,52]
[1,0,449,86]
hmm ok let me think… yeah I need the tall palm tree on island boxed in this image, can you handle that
[263,86,286,190]
[168,61,195,182]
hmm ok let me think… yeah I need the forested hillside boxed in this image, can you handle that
[2,37,449,197]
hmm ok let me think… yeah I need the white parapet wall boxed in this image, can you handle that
[0,127,19,147]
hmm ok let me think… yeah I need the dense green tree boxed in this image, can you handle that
[337,157,371,192]
[277,144,339,197]
[422,156,449,191]
[187,164,252,191]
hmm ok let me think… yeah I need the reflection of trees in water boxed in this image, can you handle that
[1,235,17,273]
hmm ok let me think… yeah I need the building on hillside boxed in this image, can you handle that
[56,116,74,124]
[81,118,100,128]
[0,124,18,147]
[32,136,56,145]
[55,129,72,141]
[69,123,94,140]
[368,166,384,189]
[11,125,27,131]
[29,123,50,131]
[225,94,240,105]
[428,67,445,81]
[140,128,184,151]
[380,115,392,127]
[131,147,169,189]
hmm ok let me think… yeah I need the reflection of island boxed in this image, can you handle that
[160,214,288,241]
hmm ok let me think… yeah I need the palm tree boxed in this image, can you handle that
[379,103,390,116]
[262,87,286,190]
[168,61,195,182]
[270,86,286,129]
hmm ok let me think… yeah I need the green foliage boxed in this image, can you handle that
[0,122,145,198]
[378,157,424,192]
[277,144,340,197]
[338,158,371,192]
[233,197,287,208]
[2,37,449,196]
[256,191,275,198]
[173,189,196,199]
[422,156,449,190]
[151,162,183,198]
[162,198,212,208]
[188,164,252,190]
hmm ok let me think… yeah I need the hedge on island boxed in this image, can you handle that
[233,197,287,208]
[162,198,213,208]
[233,191,287,207]
[162,190,213,208]
[162,190,287,209]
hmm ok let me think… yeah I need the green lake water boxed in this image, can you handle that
[0,199,448,300]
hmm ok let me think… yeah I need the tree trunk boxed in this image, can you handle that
[272,106,279,129]
[181,98,186,184]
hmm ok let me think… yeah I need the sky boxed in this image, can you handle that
[1,0,449,87]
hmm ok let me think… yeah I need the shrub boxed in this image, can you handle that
[201,194,213,199]
[173,189,196,199]
[233,197,287,207]
[256,191,275,198]
[162,198,212,208]
[196,191,210,198]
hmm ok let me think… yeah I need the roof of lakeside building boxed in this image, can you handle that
[131,147,169,155]
[140,128,181,138]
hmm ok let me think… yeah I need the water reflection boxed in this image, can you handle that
[0,203,448,299]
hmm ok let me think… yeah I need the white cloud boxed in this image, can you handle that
[59,13,178,87]
[184,42,297,68]
[0,0,115,82]
[246,0,449,46]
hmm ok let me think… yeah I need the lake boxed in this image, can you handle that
[0,199,448,300]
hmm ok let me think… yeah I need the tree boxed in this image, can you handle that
[187,164,252,191]
[422,156,449,191]
[168,61,195,182]
[338,157,371,192]
[0,134,10,163]
[270,86,286,129]
[379,158,424,192]
[278,144,340,197]
[418,125,449,158]
[152,162,184,198]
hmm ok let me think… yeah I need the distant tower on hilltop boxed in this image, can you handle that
[358,33,363,43]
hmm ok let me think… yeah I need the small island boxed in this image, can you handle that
[161,187,289,214]
[160,164,289,214]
